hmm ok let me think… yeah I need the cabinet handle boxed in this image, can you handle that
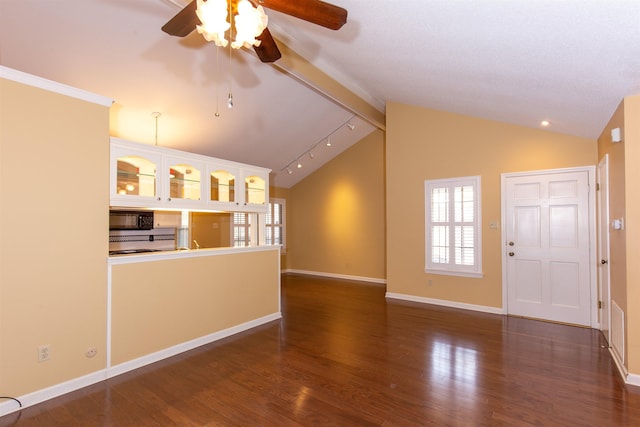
[167,198,171,202]
[508,241,515,246]
[601,259,608,265]
[508,252,515,257]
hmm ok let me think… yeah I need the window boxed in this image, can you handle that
[233,212,251,247]
[266,198,286,249]
[425,176,482,277]
[231,198,286,248]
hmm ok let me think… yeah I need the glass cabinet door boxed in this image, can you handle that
[167,162,202,202]
[210,169,236,203]
[245,175,266,205]
[116,155,157,198]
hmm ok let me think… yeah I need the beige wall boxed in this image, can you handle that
[597,100,627,343]
[596,94,640,376]
[624,96,640,375]
[287,130,386,280]
[190,212,233,248]
[622,96,640,375]
[0,79,110,396]
[386,102,597,308]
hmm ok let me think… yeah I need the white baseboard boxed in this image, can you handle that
[609,348,640,387]
[385,292,503,315]
[107,312,281,378]
[0,370,107,417]
[0,312,281,417]
[627,373,640,387]
[283,269,386,285]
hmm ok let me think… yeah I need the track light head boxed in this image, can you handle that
[346,122,355,131]
[286,167,293,175]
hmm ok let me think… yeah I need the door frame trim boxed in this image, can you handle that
[597,155,611,340]
[500,166,597,328]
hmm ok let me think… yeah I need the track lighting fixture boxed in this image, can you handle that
[280,115,357,177]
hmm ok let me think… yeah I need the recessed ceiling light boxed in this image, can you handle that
[540,120,550,127]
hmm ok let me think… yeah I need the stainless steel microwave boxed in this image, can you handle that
[109,210,154,230]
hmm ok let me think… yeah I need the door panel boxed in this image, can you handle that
[505,170,591,326]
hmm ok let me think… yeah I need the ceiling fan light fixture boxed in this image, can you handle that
[231,0,268,49]
[196,0,268,50]
[196,0,231,47]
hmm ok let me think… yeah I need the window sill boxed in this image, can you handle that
[425,268,483,279]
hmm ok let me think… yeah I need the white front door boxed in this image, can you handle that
[503,169,593,326]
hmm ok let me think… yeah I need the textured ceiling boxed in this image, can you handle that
[2,0,639,188]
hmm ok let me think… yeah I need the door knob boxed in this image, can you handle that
[601,259,608,265]
[509,252,515,257]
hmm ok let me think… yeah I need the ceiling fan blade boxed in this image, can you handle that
[259,0,347,30]
[254,28,282,62]
[162,0,199,37]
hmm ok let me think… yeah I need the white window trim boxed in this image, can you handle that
[425,176,483,278]
[267,198,286,252]
[232,212,252,247]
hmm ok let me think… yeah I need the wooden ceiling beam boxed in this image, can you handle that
[266,37,386,131]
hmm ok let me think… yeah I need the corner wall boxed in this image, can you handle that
[287,130,386,282]
[386,102,597,308]
[624,95,640,377]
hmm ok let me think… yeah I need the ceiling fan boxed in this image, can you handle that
[162,0,348,63]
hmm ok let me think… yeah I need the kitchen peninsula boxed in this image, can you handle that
[108,246,280,374]
[107,139,281,375]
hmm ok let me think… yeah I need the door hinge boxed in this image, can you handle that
[598,300,603,309]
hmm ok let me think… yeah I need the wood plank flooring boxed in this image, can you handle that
[2,274,640,426]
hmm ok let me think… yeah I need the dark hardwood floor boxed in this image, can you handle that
[2,274,640,426]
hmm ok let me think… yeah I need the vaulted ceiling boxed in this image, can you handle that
[2,0,639,188]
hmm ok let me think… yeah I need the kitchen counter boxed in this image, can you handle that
[108,245,279,263]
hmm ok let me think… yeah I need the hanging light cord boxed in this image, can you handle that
[227,0,234,108]
[215,45,221,117]
[151,112,161,146]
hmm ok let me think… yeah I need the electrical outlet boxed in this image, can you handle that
[85,347,98,358]
[38,344,51,362]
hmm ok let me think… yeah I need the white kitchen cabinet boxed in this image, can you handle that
[207,164,240,210]
[240,167,269,212]
[164,154,205,208]
[206,164,269,212]
[110,138,269,213]
[110,141,163,208]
